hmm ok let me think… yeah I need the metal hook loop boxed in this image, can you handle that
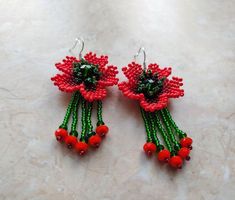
[134,47,147,71]
[69,37,84,59]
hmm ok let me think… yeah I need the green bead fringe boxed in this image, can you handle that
[58,92,105,142]
[140,107,152,142]
[70,93,80,137]
[59,92,79,130]
[97,101,104,126]
[140,107,187,155]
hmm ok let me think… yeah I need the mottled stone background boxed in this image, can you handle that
[0,0,234,200]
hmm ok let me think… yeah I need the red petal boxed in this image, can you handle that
[98,65,119,87]
[140,93,168,112]
[51,73,81,93]
[84,52,108,68]
[118,82,144,100]
[148,63,172,79]
[55,56,79,75]
[163,77,184,98]
[79,84,107,102]
[122,62,143,87]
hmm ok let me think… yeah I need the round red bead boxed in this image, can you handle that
[178,147,190,159]
[75,142,88,155]
[157,149,171,162]
[55,128,68,142]
[169,156,183,169]
[65,135,77,149]
[180,137,193,148]
[88,135,102,148]
[96,125,109,137]
[143,142,156,156]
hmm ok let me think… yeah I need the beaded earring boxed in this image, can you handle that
[118,47,193,169]
[51,38,118,155]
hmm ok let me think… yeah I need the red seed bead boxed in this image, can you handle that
[180,137,193,149]
[96,125,109,137]
[169,156,183,169]
[88,135,102,148]
[65,135,77,149]
[157,149,171,162]
[143,142,156,156]
[178,147,190,159]
[75,142,88,156]
[55,128,68,142]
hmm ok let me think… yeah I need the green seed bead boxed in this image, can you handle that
[80,98,87,141]
[163,108,187,138]
[97,101,104,126]
[70,130,78,137]
[154,113,173,153]
[147,112,162,148]
[60,92,78,129]
[159,110,180,151]
[86,102,93,133]
[157,144,164,151]
[140,107,152,142]
[70,94,80,134]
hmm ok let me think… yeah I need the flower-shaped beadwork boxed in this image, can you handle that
[51,52,118,102]
[118,62,184,112]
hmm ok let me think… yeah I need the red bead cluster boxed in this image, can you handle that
[118,62,184,112]
[143,139,193,169]
[51,52,118,102]
[54,125,109,155]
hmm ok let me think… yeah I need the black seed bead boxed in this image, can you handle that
[70,130,78,137]
[157,144,164,151]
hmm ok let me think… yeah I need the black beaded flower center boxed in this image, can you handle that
[73,59,101,90]
[136,70,165,99]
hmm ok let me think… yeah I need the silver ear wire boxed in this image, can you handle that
[134,47,146,71]
[69,37,84,59]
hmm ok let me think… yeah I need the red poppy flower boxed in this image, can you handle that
[51,52,118,102]
[118,62,184,112]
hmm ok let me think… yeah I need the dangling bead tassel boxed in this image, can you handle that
[96,100,109,137]
[159,110,181,153]
[87,102,101,148]
[158,110,184,168]
[154,113,179,165]
[162,108,191,161]
[148,112,162,150]
[148,112,170,162]
[140,108,156,156]
[163,108,193,151]
[65,94,80,149]
[76,97,89,156]
[54,92,78,142]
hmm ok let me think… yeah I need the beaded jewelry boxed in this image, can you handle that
[52,38,118,155]
[118,47,193,169]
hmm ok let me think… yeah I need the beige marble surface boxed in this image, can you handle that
[0,0,235,199]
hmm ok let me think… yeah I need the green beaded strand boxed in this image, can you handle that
[70,94,80,137]
[86,102,93,133]
[140,107,152,142]
[154,113,173,154]
[97,100,104,126]
[80,98,87,142]
[59,92,78,130]
[147,112,164,151]
[159,110,181,152]
[163,108,187,139]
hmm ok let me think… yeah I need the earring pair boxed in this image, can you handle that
[51,38,193,169]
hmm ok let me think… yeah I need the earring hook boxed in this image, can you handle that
[69,37,84,59]
[134,47,147,71]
